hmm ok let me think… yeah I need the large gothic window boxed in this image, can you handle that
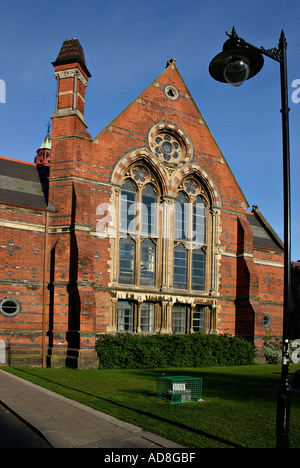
[113,154,212,335]
[173,178,207,292]
[119,179,137,284]
[118,165,159,287]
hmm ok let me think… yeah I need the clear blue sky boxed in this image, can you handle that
[0,0,299,260]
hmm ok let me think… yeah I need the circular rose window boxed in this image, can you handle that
[154,134,181,164]
[148,122,193,167]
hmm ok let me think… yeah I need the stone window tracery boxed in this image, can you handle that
[111,142,217,335]
[118,164,159,288]
[147,122,193,167]
[173,178,207,292]
[154,133,181,164]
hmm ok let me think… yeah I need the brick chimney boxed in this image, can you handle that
[51,38,91,138]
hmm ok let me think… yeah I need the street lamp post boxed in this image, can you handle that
[209,27,292,448]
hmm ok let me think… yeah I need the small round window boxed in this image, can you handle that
[164,85,179,101]
[264,314,271,328]
[0,298,21,317]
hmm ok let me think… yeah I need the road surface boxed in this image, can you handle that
[0,403,51,448]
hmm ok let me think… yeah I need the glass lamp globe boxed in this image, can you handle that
[209,28,264,86]
[223,58,250,87]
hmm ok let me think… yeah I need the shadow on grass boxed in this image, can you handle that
[8,366,245,448]
[134,368,300,400]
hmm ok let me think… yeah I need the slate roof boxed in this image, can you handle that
[246,206,284,252]
[0,157,50,210]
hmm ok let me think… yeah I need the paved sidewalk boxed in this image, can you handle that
[0,369,184,449]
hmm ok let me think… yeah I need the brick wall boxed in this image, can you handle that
[0,40,285,368]
[0,206,48,365]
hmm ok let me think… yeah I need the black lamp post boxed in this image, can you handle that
[209,27,292,448]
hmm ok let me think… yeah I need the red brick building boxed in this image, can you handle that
[292,261,300,340]
[0,39,284,368]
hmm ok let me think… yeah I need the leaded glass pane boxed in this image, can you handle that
[173,244,187,289]
[118,237,135,284]
[140,239,156,286]
[192,248,206,290]
[193,196,206,244]
[172,304,186,333]
[141,184,157,237]
[174,192,188,240]
[140,302,155,333]
[193,305,205,332]
[117,300,133,332]
[120,180,137,233]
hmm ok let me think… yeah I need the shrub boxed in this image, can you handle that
[96,332,255,369]
[263,341,282,364]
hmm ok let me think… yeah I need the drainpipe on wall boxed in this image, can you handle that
[42,210,49,368]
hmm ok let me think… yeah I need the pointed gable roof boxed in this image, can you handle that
[94,58,249,211]
[247,206,284,251]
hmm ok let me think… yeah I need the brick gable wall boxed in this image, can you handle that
[0,41,284,368]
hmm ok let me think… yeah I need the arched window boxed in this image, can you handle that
[118,179,137,284]
[118,165,159,288]
[173,179,207,292]
[141,184,157,237]
[120,179,137,234]
[193,196,206,244]
[174,192,188,241]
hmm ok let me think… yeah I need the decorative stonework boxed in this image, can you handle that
[53,67,89,87]
[148,121,193,168]
[154,133,181,165]
[1,239,21,257]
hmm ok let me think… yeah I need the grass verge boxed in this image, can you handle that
[2,364,300,448]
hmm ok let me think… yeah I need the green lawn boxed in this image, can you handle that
[3,364,300,448]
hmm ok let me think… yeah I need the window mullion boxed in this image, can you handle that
[135,302,140,333]
[136,190,142,286]
[187,199,193,291]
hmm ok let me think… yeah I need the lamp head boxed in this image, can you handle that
[209,27,264,86]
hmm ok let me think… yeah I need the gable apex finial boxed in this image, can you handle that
[166,58,176,68]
